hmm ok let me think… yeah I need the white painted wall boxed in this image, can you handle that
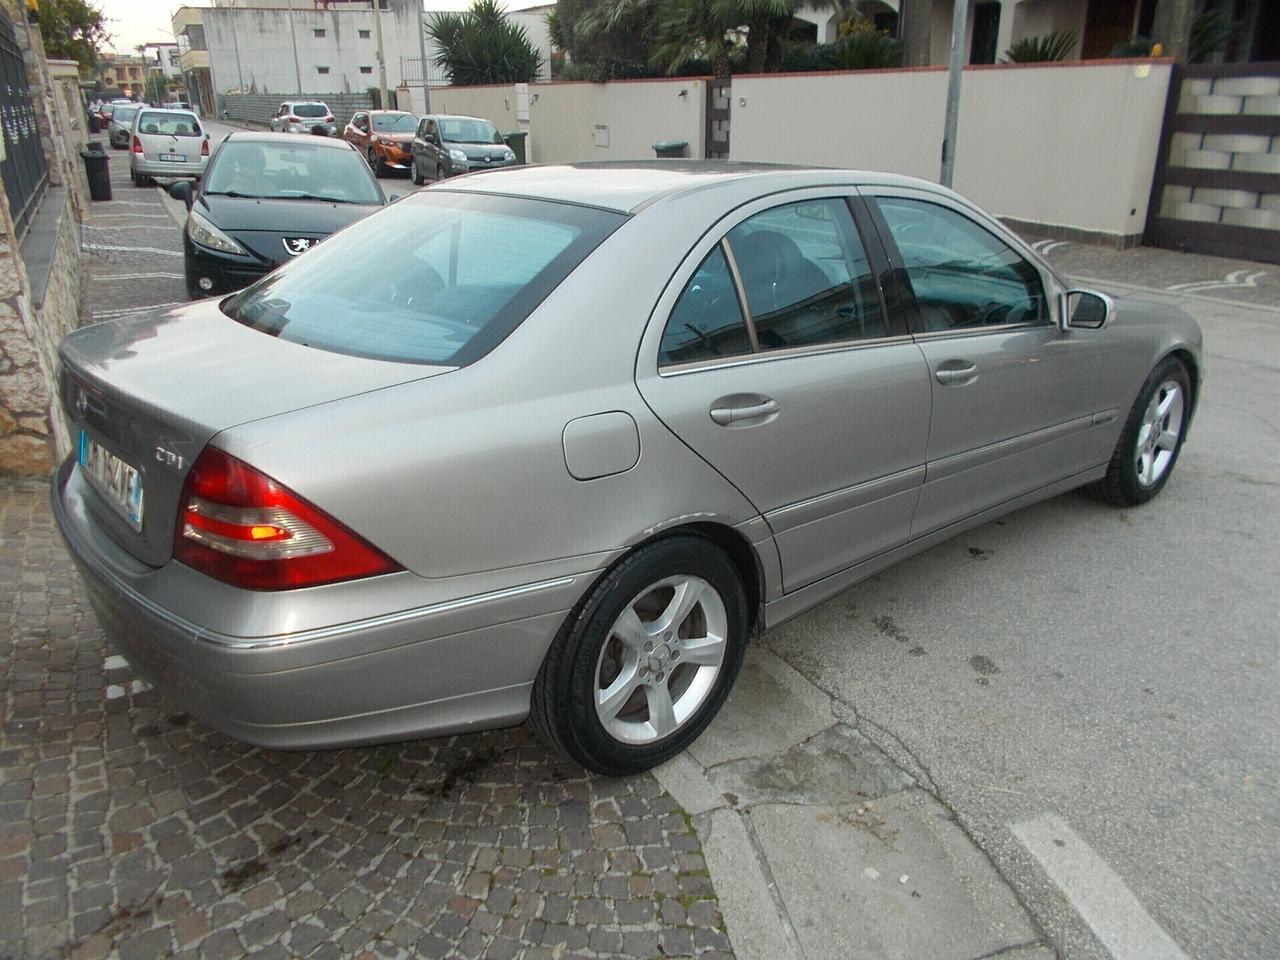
[729,61,1172,239]
[431,79,705,165]
[204,0,423,96]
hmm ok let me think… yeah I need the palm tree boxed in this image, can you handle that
[428,0,543,85]
[650,0,737,77]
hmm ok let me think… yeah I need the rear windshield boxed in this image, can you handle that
[373,113,417,132]
[136,111,201,136]
[438,118,501,144]
[203,140,381,204]
[113,106,140,124]
[223,192,625,366]
[293,103,329,118]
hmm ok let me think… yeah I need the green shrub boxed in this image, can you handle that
[1003,29,1078,63]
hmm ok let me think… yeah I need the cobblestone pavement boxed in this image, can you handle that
[1,480,733,960]
[1,131,734,960]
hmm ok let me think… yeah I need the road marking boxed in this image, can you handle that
[84,223,177,231]
[103,655,128,670]
[94,301,185,318]
[84,243,183,257]
[96,200,163,207]
[1031,239,1071,255]
[88,213,172,220]
[1011,813,1189,960]
[1166,269,1266,293]
[90,272,185,281]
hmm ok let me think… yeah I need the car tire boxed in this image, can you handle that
[368,146,388,178]
[435,164,444,181]
[411,159,425,186]
[1090,356,1192,507]
[530,535,749,776]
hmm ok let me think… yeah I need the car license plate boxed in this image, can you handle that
[79,431,144,529]
[160,153,186,162]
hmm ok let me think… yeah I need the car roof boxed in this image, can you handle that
[432,161,947,214]
[369,109,412,115]
[429,114,493,123]
[222,131,356,151]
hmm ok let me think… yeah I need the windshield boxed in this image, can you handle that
[373,113,417,133]
[292,103,329,118]
[438,118,501,144]
[136,111,201,136]
[223,192,624,366]
[203,141,382,204]
[113,107,139,124]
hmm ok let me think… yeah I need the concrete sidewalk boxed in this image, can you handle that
[655,648,1053,960]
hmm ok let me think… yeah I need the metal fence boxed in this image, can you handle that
[217,92,377,129]
[0,8,48,240]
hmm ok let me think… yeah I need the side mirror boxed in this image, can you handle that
[425,133,437,145]
[169,180,193,209]
[1061,289,1112,330]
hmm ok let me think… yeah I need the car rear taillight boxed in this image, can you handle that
[174,447,402,590]
[132,136,143,154]
[201,138,209,156]
[286,115,300,123]
[325,115,335,122]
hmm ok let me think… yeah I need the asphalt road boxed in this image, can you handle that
[765,286,1279,959]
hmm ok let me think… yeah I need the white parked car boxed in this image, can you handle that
[129,108,209,187]
[269,101,338,136]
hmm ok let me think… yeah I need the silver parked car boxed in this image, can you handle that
[129,108,208,187]
[106,103,144,149]
[270,100,337,136]
[53,164,1202,774]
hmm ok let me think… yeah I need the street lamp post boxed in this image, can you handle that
[372,0,389,110]
[416,0,431,114]
[939,0,969,188]
[287,0,304,96]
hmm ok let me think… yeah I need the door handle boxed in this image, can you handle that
[935,364,978,385]
[710,398,779,425]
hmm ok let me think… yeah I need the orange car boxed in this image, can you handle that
[342,110,418,178]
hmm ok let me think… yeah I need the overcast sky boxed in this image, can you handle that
[101,0,548,54]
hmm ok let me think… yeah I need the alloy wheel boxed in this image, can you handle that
[593,575,728,745]
[1134,380,1184,487]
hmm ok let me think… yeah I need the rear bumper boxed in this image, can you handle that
[53,458,583,749]
[133,156,207,179]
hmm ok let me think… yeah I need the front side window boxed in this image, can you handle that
[224,192,625,366]
[659,246,752,367]
[726,198,885,349]
[875,197,1048,331]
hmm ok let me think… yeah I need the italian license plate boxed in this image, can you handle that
[160,153,186,162]
[79,431,144,529]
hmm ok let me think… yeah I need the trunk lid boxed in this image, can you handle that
[59,298,452,567]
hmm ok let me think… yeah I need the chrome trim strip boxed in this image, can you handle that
[926,415,1094,483]
[658,334,917,378]
[765,465,925,535]
[719,238,760,353]
[92,567,577,652]
[910,321,1056,343]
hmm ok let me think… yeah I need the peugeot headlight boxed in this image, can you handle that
[448,148,467,163]
[502,148,515,161]
[187,207,247,255]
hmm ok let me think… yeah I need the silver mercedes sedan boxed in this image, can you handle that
[54,163,1203,775]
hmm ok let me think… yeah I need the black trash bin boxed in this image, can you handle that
[81,143,112,202]
[503,131,528,165]
[88,115,101,134]
[653,140,688,159]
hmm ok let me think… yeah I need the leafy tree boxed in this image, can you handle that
[37,0,109,74]
[548,0,658,80]
[1003,29,1078,63]
[428,0,543,85]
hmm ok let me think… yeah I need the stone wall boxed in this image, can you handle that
[0,0,86,476]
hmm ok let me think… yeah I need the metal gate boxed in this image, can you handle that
[0,8,48,241]
[1145,62,1280,264]
[705,79,730,160]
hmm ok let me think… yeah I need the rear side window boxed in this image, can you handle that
[136,112,202,137]
[659,246,751,366]
[224,192,625,366]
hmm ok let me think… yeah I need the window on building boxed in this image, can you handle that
[359,29,371,39]
[314,28,326,37]
[317,66,330,75]
[360,66,373,74]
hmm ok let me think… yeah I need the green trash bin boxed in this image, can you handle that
[503,131,528,165]
[653,140,688,159]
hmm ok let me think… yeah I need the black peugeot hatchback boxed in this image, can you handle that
[170,132,387,299]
